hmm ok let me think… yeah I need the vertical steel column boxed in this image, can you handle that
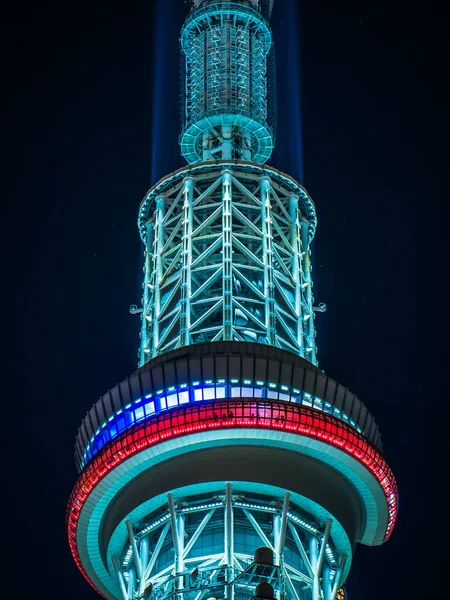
[168,493,185,595]
[225,483,234,566]
[140,220,153,366]
[180,178,193,347]
[309,536,320,600]
[323,565,332,600]
[273,512,281,565]
[176,513,185,592]
[274,493,289,565]
[127,568,136,600]
[261,176,276,345]
[276,492,290,563]
[222,171,233,340]
[139,536,150,597]
[153,195,165,356]
[289,195,303,352]
[300,220,316,364]
[140,536,149,578]
[224,483,234,600]
[222,125,233,160]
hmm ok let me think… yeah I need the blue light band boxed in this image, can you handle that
[80,379,363,469]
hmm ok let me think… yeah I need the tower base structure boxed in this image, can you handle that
[67,343,398,600]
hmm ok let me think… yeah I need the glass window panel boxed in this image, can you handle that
[194,389,203,401]
[216,385,226,398]
[179,391,190,404]
[167,393,178,407]
[203,387,215,400]
[241,387,254,397]
[134,407,145,421]
[144,401,155,416]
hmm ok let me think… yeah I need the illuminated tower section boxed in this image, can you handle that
[67,2,398,600]
[139,0,318,364]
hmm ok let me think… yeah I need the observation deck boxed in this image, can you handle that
[68,343,397,599]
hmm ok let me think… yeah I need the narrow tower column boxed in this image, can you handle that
[140,220,153,365]
[310,535,320,600]
[152,194,165,356]
[289,194,303,353]
[180,178,193,347]
[222,170,233,340]
[224,483,234,600]
[261,176,276,345]
[300,219,316,363]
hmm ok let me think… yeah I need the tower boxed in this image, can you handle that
[67,1,398,599]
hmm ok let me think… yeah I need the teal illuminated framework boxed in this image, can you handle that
[67,2,398,600]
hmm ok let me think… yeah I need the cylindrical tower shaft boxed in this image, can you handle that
[181,0,275,163]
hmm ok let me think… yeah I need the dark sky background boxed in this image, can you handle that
[6,0,449,598]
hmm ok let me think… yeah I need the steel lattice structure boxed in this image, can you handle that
[138,162,317,365]
[67,2,398,600]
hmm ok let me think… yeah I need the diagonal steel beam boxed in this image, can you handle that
[230,175,261,205]
[111,556,129,600]
[192,206,222,237]
[189,299,222,331]
[126,520,143,579]
[242,509,274,551]
[317,519,332,578]
[190,267,223,301]
[192,175,223,206]
[288,522,314,578]
[232,205,265,237]
[231,235,264,268]
[183,509,216,558]
[190,236,223,270]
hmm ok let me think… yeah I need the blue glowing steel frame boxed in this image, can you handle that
[137,163,318,366]
[111,489,347,600]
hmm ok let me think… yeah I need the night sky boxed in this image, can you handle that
[7,0,449,598]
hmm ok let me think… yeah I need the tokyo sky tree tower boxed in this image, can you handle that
[67,2,398,600]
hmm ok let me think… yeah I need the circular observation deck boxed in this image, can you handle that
[67,343,397,599]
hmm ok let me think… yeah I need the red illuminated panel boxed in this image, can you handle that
[67,400,398,596]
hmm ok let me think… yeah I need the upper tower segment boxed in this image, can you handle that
[180,0,275,163]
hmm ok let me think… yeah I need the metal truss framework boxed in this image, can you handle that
[139,166,318,366]
[111,485,347,600]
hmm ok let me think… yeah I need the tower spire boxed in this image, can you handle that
[181,0,275,163]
